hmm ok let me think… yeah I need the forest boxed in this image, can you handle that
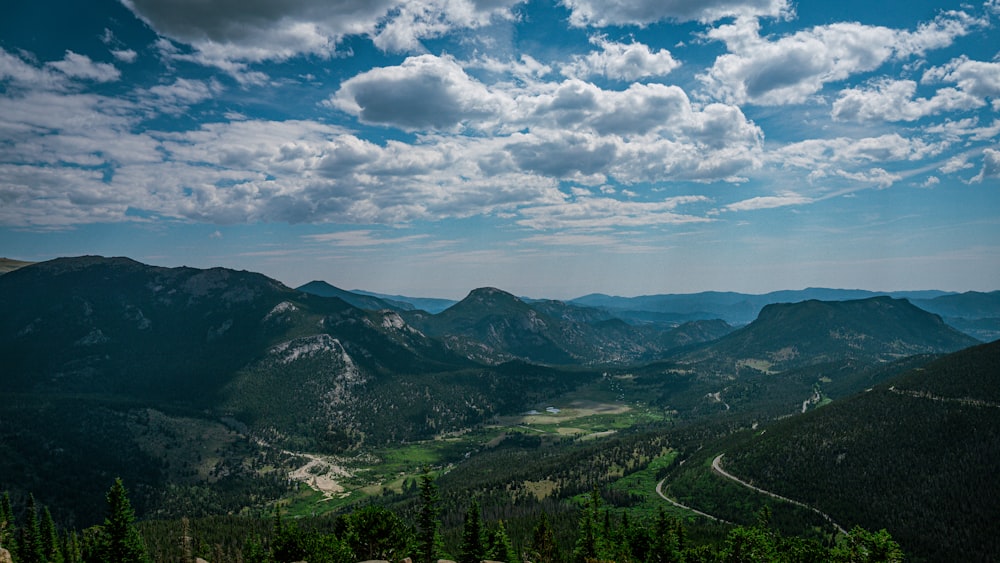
[1,472,904,563]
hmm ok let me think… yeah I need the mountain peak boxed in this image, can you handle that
[464,286,521,302]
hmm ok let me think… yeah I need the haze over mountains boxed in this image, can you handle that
[1,255,997,561]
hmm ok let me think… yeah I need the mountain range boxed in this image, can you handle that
[0,254,995,560]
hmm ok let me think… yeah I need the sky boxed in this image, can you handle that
[1,0,999,299]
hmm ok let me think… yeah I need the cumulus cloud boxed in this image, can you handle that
[560,0,790,26]
[702,10,982,105]
[0,49,120,91]
[111,49,138,63]
[562,37,680,81]
[832,79,982,121]
[47,51,121,82]
[329,54,507,131]
[120,0,522,67]
[923,57,1000,99]
[971,148,1000,183]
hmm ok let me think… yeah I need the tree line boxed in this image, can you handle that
[2,471,904,563]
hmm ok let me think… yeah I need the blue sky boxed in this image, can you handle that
[1,0,998,299]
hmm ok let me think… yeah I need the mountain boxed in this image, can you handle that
[297,280,414,311]
[0,257,34,274]
[680,296,978,369]
[625,297,979,421]
[718,339,1000,561]
[403,287,735,365]
[912,291,1000,342]
[0,256,591,523]
[350,289,457,314]
[571,288,956,325]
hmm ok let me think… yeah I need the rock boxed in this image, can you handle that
[0,547,13,563]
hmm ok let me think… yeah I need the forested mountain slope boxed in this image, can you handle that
[404,287,734,365]
[720,339,1000,562]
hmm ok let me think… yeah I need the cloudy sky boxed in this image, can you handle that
[2,0,999,299]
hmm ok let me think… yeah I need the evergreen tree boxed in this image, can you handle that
[271,508,308,563]
[572,489,601,563]
[62,530,82,563]
[485,521,518,563]
[0,492,13,549]
[832,526,904,563]
[19,494,45,563]
[416,468,442,563]
[41,507,64,563]
[459,500,484,563]
[345,505,412,562]
[529,511,557,563]
[101,478,149,563]
[646,508,679,563]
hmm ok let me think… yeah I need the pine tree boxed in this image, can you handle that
[459,500,484,563]
[572,489,601,563]
[415,468,442,563]
[102,478,149,563]
[62,530,82,563]
[41,507,64,563]
[529,511,557,563]
[19,494,45,563]
[486,521,518,563]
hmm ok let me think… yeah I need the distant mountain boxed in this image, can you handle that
[351,289,457,314]
[571,288,956,325]
[626,296,979,421]
[720,340,1000,561]
[912,291,1000,342]
[404,287,734,365]
[0,257,34,274]
[297,280,413,311]
[681,296,979,370]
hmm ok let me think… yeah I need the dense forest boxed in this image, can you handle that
[1,474,904,563]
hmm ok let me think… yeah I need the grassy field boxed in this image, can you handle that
[282,380,672,517]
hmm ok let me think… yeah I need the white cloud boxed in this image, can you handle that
[773,134,944,171]
[329,54,508,131]
[832,79,982,122]
[516,194,711,230]
[835,167,902,188]
[940,154,974,174]
[971,148,1000,183]
[142,78,221,115]
[562,37,680,81]
[120,0,523,68]
[47,51,121,82]
[724,192,811,212]
[702,10,982,106]
[302,230,429,246]
[923,56,1000,99]
[111,49,138,63]
[560,0,790,26]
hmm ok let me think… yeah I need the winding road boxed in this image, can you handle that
[654,476,731,523]
[711,454,847,535]
[653,453,848,535]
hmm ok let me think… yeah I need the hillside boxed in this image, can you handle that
[297,280,414,311]
[0,257,34,274]
[0,257,593,523]
[679,296,977,369]
[405,287,734,365]
[624,297,978,422]
[718,340,1000,561]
